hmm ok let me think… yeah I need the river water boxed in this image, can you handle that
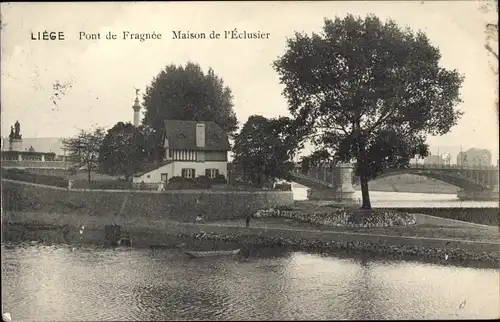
[292,187,499,208]
[2,191,499,320]
[1,244,499,321]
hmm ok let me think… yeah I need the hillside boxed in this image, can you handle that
[363,174,459,194]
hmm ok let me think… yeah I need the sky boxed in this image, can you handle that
[1,1,498,159]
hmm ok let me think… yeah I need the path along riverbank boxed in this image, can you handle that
[2,210,499,268]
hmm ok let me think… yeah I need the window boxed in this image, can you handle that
[181,168,196,178]
[161,173,168,182]
[205,168,219,179]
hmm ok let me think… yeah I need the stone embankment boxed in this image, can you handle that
[4,213,499,267]
[182,231,499,266]
[254,208,416,228]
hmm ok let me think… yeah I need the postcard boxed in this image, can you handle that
[1,1,498,321]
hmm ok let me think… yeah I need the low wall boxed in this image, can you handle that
[3,212,499,267]
[380,207,500,227]
[1,180,294,222]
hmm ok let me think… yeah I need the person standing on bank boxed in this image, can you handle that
[245,212,252,227]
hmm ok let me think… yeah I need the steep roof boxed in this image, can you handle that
[163,120,230,151]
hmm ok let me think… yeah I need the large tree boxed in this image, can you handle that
[232,115,301,186]
[142,62,238,160]
[98,122,148,179]
[62,126,106,182]
[273,15,464,209]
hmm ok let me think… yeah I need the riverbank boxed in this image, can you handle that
[3,211,499,268]
[1,179,293,221]
[291,201,500,226]
[368,174,459,194]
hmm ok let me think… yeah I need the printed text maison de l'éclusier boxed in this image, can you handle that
[172,29,270,40]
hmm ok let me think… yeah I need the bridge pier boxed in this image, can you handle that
[307,163,356,204]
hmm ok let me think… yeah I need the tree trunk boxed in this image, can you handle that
[359,175,371,209]
[87,163,91,182]
[353,119,372,210]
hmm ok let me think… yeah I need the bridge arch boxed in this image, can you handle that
[373,169,490,191]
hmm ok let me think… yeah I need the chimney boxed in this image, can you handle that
[196,123,206,148]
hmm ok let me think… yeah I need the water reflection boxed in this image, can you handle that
[292,188,499,207]
[2,244,498,321]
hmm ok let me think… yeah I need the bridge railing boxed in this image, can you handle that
[1,160,73,169]
[408,163,499,170]
[293,163,499,171]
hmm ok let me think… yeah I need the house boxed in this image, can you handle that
[457,148,492,167]
[132,120,230,184]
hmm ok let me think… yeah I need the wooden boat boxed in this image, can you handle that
[185,249,241,258]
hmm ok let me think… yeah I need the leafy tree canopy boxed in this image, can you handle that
[98,122,149,179]
[232,115,302,186]
[63,126,106,182]
[142,62,238,159]
[273,14,464,208]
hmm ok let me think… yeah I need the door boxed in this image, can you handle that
[161,173,168,183]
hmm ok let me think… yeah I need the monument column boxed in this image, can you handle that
[132,88,141,127]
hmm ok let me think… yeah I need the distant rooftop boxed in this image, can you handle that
[1,137,67,155]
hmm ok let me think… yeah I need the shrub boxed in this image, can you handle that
[166,175,228,189]
[167,176,202,189]
[167,176,186,184]
[194,175,213,188]
[213,174,227,185]
[2,168,69,188]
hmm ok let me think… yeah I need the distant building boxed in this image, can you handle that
[456,148,492,167]
[1,121,69,168]
[424,155,445,166]
[1,137,67,157]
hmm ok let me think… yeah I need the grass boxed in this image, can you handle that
[365,175,459,194]
[7,210,498,244]
[211,216,500,244]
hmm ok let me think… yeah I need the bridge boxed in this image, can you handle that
[290,163,500,202]
[1,160,73,170]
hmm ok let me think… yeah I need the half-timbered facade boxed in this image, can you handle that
[132,120,230,184]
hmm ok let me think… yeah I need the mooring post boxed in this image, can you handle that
[104,224,121,247]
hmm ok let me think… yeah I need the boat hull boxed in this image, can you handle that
[185,249,241,258]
